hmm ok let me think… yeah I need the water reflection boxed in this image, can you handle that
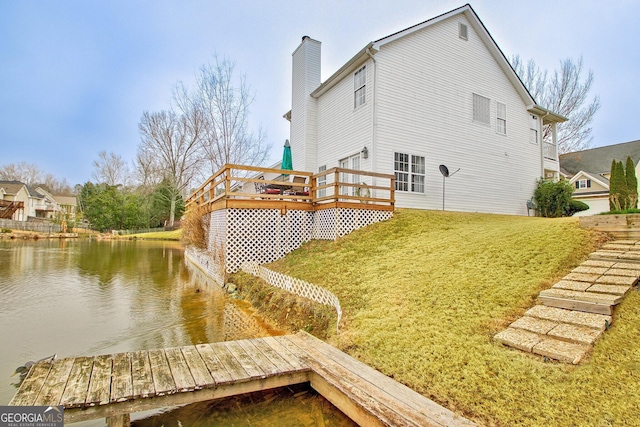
[0,240,265,402]
[0,239,352,426]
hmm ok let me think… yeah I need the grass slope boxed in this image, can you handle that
[125,229,182,240]
[268,209,640,426]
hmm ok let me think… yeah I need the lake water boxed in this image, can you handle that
[0,239,355,426]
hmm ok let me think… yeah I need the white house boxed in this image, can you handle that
[0,180,50,221]
[285,4,565,215]
[560,139,640,216]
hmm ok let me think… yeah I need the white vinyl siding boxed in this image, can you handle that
[372,14,542,215]
[496,102,506,135]
[354,66,367,108]
[472,93,490,125]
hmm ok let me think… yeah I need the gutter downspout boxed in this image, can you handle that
[366,48,378,190]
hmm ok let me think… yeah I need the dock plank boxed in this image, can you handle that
[180,345,215,389]
[289,332,475,427]
[148,349,176,395]
[86,355,112,406]
[236,339,280,376]
[212,343,253,381]
[251,337,297,373]
[195,343,234,385]
[33,358,74,407]
[9,361,53,406]
[110,353,133,403]
[165,347,196,392]
[222,340,265,379]
[60,356,94,408]
[261,336,308,371]
[131,350,155,399]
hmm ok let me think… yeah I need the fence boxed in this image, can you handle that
[0,218,61,233]
[241,261,342,331]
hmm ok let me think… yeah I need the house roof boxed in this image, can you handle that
[559,139,640,176]
[0,180,45,198]
[307,4,566,124]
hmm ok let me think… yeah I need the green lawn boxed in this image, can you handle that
[267,209,640,426]
[125,229,182,240]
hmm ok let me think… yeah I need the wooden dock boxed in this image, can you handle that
[10,331,475,427]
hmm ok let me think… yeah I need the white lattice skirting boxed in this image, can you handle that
[184,247,226,287]
[211,207,392,273]
[242,261,342,330]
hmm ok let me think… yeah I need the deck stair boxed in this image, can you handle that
[0,200,23,219]
[495,240,640,364]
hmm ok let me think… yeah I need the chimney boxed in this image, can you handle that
[290,36,321,173]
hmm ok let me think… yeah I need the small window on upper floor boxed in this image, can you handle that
[575,179,591,189]
[496,102,506,135]
[472,93,490,125]
[354,65,366,108]
[459,22,468,40]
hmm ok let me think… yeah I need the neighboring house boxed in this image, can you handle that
[36,187,78,221]
[0,180,76,221]
[559,139,640,216]
[0,180,48,220]
[285,4,566,216]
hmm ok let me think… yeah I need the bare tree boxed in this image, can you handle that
[511,55,601,154]
[0,161,45,185]
[92,151,129,186]
[192,56,270,176]
[138,108,203,226]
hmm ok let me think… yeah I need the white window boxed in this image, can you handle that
[459,22,468,40]
[354,66,366,108]
[318,165,326,198]
[394,152,425,193]
[575,179,591,189]
[496,102,506,135]
[530,115,538,144]
[472,93,490,125]
[339,154,360,195]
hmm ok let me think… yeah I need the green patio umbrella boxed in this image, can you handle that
[281,139,293,175]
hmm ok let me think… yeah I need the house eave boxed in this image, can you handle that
[310,43,375,98]
[527,104,568,124]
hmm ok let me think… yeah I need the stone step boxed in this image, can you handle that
[509,316,603,345]
[494,327,590,364]
[586,283,632,296]
[539,295,614,315]
[607,267,640,277]
[596,274,638,286]
[539,288,623,305]
[582,260,615,268]
[547,323,603,345]
[532,336,590,364]
[525,305,612,330]
[553,280,592,291]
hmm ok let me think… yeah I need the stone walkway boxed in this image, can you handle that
[495,240,640,364]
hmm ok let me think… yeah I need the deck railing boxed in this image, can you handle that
[185,164,395,212]
[543,141,557,161]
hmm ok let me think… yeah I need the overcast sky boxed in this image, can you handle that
[1,0,637,186]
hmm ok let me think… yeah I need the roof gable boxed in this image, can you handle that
[560,139,640,176]
[568,170,609,189]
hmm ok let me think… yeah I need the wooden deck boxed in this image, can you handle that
[10,332,475,426]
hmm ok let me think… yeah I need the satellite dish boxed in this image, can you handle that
[438,164,460,211]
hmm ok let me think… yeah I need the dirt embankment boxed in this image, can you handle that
[230,271,336,340]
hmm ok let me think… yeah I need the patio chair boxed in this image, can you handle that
[289,176,309,196]
[254,176,281,196]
